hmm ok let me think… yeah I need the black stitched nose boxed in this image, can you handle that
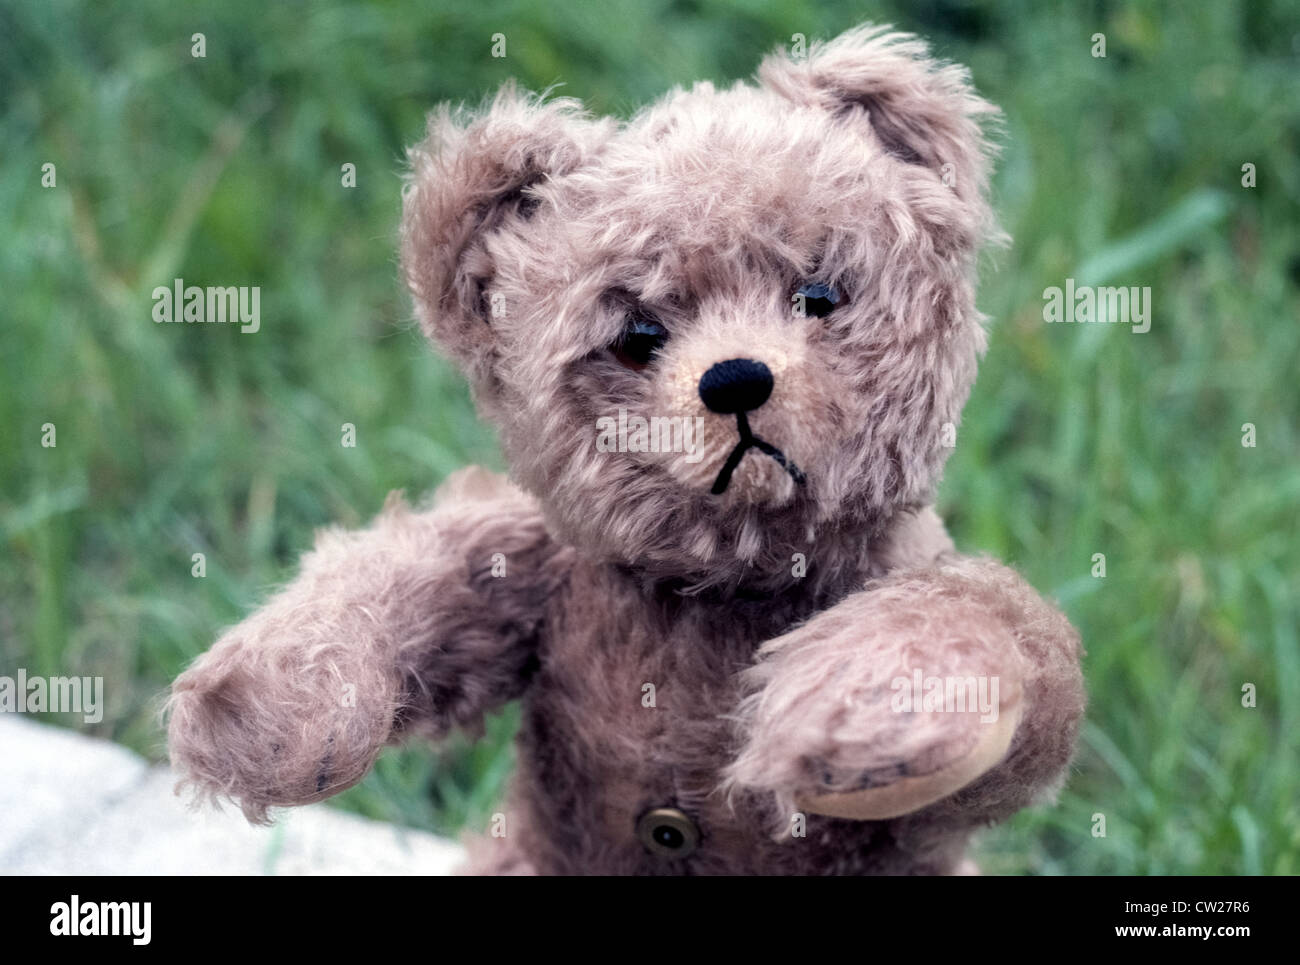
[698,358,774,414]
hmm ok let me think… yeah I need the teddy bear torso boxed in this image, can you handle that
[489,557,972,876]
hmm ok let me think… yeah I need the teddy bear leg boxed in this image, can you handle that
[457,833,539,876]
[725,556,1084,829]
[167,469,568,822]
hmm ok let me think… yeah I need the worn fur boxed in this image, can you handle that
[169,25,1084,874]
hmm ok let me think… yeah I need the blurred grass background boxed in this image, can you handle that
[2,0,1298,873]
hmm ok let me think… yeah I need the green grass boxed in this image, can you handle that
[2,0,1297,872]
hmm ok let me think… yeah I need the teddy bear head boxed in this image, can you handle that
[401,26,1001,589]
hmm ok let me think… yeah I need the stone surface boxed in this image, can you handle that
[0,715,465,875]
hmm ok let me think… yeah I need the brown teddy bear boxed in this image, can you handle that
[168,24,1085,875]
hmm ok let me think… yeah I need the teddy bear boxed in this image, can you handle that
[167,24,1085,875]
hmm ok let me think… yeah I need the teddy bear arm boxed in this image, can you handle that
[725,556,1084,825]
[167,468,568,822]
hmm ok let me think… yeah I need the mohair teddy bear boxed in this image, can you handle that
[168,24,1085,875]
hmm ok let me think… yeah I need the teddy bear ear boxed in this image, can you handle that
[401,83,605,382]
[758,25,999,213]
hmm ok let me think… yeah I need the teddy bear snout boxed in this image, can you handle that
[698,358,774,414]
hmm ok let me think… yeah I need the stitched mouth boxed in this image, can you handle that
[710,412,807,495]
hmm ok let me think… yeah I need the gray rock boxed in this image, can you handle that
[0,715,465,875]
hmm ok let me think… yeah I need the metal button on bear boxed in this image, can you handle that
[698,358,774,414]
[636,806,699,859]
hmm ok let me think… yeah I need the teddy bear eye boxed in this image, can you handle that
[794,282,844,318]
[611,313,669,370]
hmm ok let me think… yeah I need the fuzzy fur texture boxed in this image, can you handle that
[169,25,1085,874]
